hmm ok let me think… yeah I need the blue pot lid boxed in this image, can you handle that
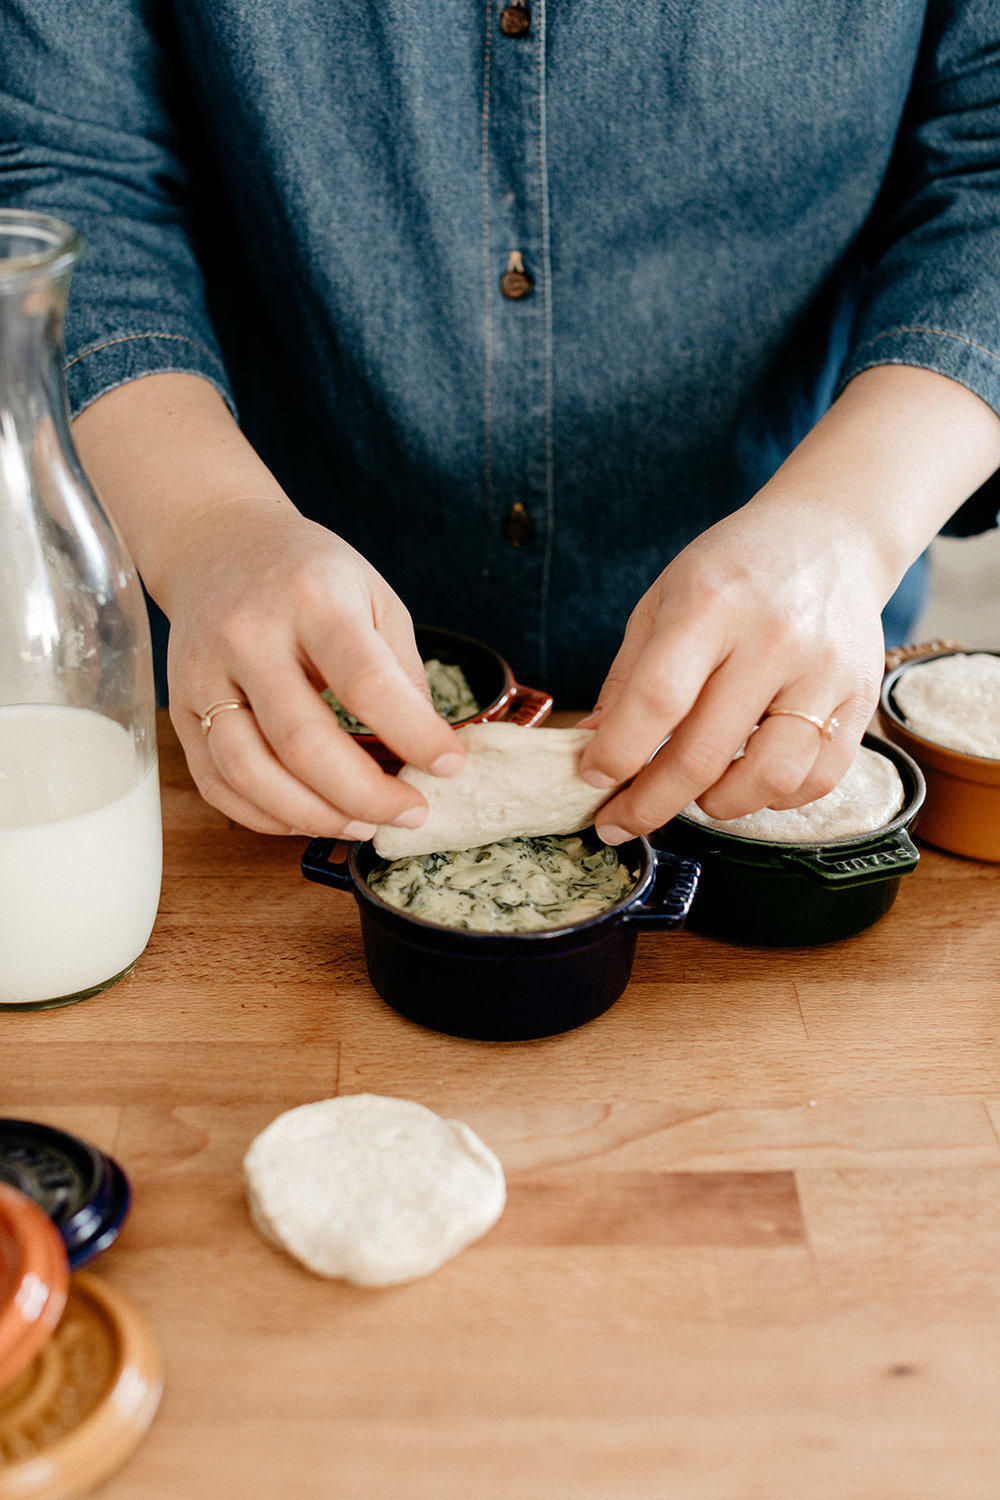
[0,1119,131,1268]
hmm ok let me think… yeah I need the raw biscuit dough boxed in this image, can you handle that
[374,722,616,859]
[682,744,905,843]
[893,652,1000,759]
[244,1094,506,1286]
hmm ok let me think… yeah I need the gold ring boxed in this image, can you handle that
[763,708,841,741]
[199,699,248,735]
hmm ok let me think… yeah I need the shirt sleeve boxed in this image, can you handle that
[839,0,1000,533]
[0,0,234,418]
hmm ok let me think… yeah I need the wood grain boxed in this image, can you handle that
[4,711,1000,1499]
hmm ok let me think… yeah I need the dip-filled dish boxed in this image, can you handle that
[367,834,636,934]
[300,722,699,1040]
[302,826,698,1040]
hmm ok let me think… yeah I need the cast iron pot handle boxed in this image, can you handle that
[504,683,554,727]
[621,850,701,930]
[779,826,919,887]
[301,838,354,891]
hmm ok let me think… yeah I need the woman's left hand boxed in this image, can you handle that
[576,496,888,843]
[578,364,1000,843]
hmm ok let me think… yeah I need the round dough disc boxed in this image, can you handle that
[682,744,905,843]
[893,652,1000,759]
[373,723,614,860]
[244,1095,506,1287]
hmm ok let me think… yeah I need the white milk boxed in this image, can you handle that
[0,704,162,1005]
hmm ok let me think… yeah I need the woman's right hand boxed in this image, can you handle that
[163,502,465,837]
[73,372,464,837]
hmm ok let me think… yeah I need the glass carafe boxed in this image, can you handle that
[0,210,162,1009]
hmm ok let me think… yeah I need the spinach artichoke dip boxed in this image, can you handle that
[368,834,636,933]
[324,659,479,734]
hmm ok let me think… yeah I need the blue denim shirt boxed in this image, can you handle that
[2,1,998,703]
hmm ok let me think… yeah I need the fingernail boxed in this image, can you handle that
[391,805,427,829]
[430,752,465,777]
[582,769,617,789]
[595,823,631,846]
[342,820,377,841]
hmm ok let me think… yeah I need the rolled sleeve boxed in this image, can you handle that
[62,330,232,418]
[0,0,235,418]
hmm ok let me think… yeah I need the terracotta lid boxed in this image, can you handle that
[0,1181,69,1390]
[0,1271,163,1498]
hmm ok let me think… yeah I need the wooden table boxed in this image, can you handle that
[8,711,1000,1499]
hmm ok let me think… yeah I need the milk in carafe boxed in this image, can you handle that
[0,704,162,1005]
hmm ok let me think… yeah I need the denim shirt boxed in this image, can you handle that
[1,1,999,703]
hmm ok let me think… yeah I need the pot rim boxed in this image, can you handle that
[0,208,83,284]
[880,647,1000,771]
[670,731,925,856]
[348,831,655,945]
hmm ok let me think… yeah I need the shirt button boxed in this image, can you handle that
[500,251,533,300]
[503,502,535,547]
[500,5,530,37]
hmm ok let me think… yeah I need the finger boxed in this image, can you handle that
[173,703,346,836]
[579,620,728,791]
[695,710,847,821]
[306,624,464,775]
[719,693,874,814]
[701,661,880,819]
[573,607,664,752]
[235,677,440,829]
[180,687,425,837]
[592,658,775,840]
[179,701,380,838]
[370,610,437,705]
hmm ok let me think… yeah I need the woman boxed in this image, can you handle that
[2,0,998,844]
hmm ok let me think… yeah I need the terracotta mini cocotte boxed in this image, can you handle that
[880,643,1000,863]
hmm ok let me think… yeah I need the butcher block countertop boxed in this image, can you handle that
[7,709,1000,1500]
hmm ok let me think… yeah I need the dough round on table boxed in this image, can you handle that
[682,745,905,843]
[243,1094,506,1286]
[374,722,616,860]
[893,652,1000,759]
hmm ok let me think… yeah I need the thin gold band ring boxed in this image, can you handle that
[763,708,841,741]
[199,699,248,736]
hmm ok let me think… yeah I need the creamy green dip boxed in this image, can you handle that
[368,834,636,933]
[323,659,479,734]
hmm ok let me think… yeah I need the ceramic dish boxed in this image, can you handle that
[0,1271,163,1498]
[301,830,700,1041]
[347,624,553,770]
[0,1119,131,1268]
[880,645,1000,862]
[652,733,924,947]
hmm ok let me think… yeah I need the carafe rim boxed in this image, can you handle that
[0,209,83,285]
